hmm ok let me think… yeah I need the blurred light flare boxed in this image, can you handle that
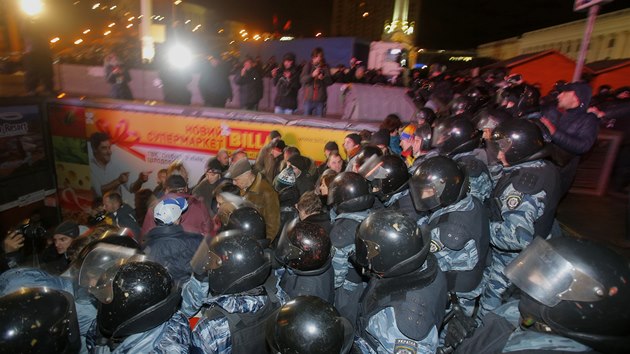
[20,0,44,16]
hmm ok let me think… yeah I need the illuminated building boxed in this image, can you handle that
[477,8,630,62]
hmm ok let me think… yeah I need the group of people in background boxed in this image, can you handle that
[2,54,630,354]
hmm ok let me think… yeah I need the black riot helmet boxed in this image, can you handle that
[416,107,437,126]
[275,219,331,272]
[353,145,383,171]
[226,206,266,241]
[355,209,430,278]
[409,156,468,212]
[431,116,482,156]
[415,123,434,153]
[358,154,409,202]
[267,296,354,354]
[327,172,375,213]
[207,230,271,295]
[449,95,474,116]
[507,237,630,353]
[0,287,80,354]
[96,261,181,339]
[464,84,491,110]
[474,106,512,132]
[487,118,547,166]
[499,83,541,117]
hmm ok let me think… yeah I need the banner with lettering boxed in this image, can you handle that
[49,102,357,213]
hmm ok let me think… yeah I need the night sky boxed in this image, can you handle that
[208,0,630,49]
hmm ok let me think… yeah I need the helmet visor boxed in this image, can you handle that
[409,179,443,212]
[81,246,145,304]
[78,243,138,289]
[506,237,605,307]
[357,155,386,181]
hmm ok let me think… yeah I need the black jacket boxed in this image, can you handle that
[235,67,263,108]
[143,224,203,286]
[272,67,301,109]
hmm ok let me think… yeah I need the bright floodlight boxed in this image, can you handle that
[20,0,44,16]
[167,44,192,69]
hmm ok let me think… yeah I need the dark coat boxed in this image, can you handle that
[272,67,301,109]
[143,224,203,286]
[235,67,263,108]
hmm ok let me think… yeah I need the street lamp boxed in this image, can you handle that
[19,0,44,17]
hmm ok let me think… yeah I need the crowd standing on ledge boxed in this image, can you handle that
[2,58,630,354]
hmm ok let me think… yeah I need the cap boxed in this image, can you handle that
[225,158,252,179]
[206,158,223,174]
[400,124,417,141]
[154,197,188,225]
[370,129,390,146]
[282,53,296,62]
[288,155,310,172]
[54,220,80,238]
[345,133,361,146]
[275,167,296,188]
[269,130,281,140]
[324,141,339,152]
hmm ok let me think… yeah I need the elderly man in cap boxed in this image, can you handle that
[143,197,203,286]
[540,81,600,195]
[142,174,212,240]
[192,157,226,216]
[226,158,280,241]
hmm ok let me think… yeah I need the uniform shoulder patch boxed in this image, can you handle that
[430,239,444,253]
[394,339,418,354]
[505,193,523,210]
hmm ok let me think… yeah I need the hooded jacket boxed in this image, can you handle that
[544,82,600,156]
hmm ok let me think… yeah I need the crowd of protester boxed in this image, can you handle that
[2,56,630,354]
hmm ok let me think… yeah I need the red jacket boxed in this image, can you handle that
[141,192,213,243]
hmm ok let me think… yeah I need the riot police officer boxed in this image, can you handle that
[185,230,280,353]
[358,154,417,216]
[355,209,447,353]
[327,172,375,323]
[410,156,490,317]
[85,260,190,353]
[432,116,493,202]
[456,236,630,353]
[498,84,541,119]
[0,287,81,353]
[266,295,374,354]
[274,219,334,303]
[478,119,561,318]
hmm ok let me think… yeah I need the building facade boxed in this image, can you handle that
[330,0,421,43]
[478,9,630,62]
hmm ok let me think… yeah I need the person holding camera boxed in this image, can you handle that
[272,52,301,115]
[300,47,332,117]
[1,219,48,273]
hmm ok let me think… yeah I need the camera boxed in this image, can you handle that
[88,210,108,226]
[17,222,47,240]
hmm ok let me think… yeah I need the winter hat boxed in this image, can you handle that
[400,124,417,141]
[370,129,390,146]
[154,197,189,225]
[54,220,80,238]
[269,130,282,140]
[225,158,252,179]
[288,155,310,172]
[345,133,362,146]
[274,167,297,191]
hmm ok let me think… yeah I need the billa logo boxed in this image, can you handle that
[227,128,270,152]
